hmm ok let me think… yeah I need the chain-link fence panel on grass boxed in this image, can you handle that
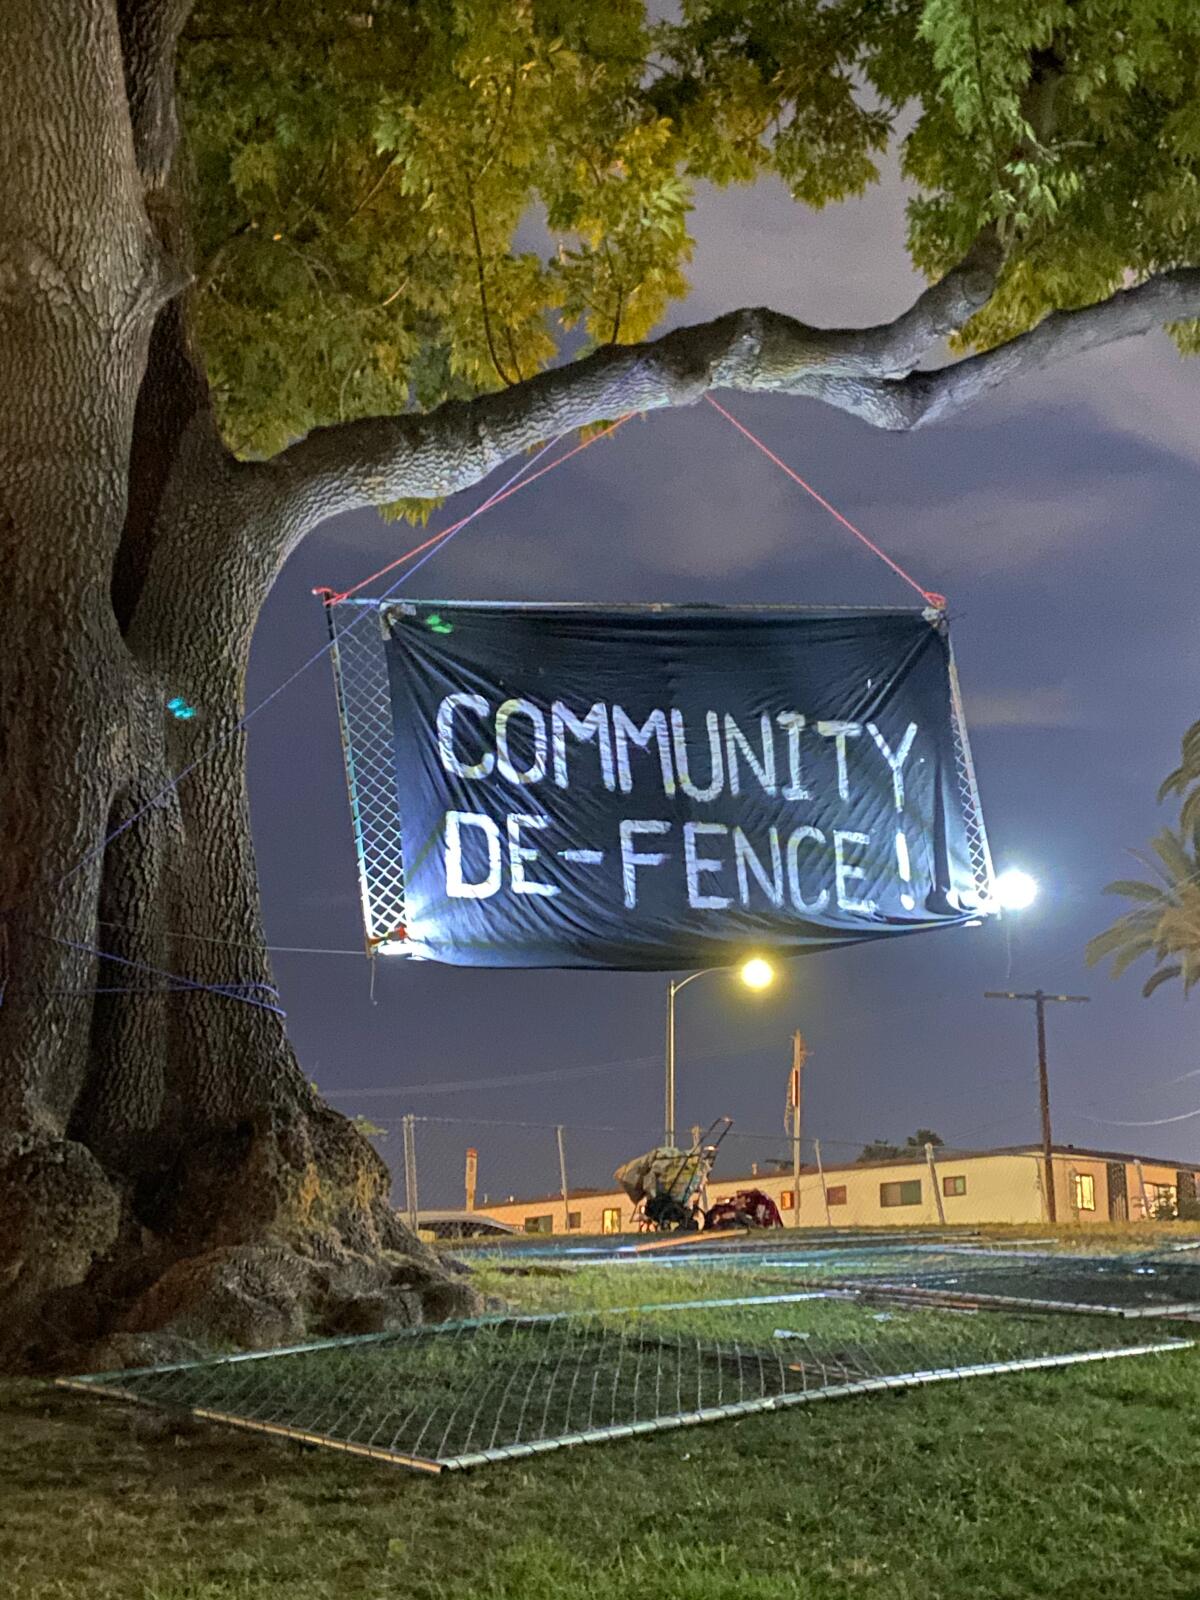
[508,1238,1200,1318]
[58,1295,1190,1475]
[770,1245,1200,1317]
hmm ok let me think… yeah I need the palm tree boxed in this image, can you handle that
[1160,718,1200,831]
[1087,720,1200,997]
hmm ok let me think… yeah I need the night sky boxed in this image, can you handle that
[244,157,1200,1207]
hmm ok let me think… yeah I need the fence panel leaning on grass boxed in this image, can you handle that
[58,1275,1194,1474]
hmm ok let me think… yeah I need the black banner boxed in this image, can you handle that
[382,602,989,968]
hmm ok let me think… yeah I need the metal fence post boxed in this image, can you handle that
[556,1125,570,1234]
[926,1142,947,1225]
[402,1114,419,1234]
[789,1032,804,1229]
[814,1138,833,1227]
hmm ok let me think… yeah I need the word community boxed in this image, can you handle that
[435,692,919,913]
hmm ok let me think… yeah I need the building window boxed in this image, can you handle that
[780,1190,795,1210]
[880,1179,922,1208]
[943,1175,967,1197]
[826,1185,847,1206]
[601,1207,621,1234]
[524,1214,553,1234]
[1072,1173,1096,1212]
[567,1211,582,1230]
[1147,1182,1177,1218]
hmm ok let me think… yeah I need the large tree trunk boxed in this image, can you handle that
[0,417,475,1373]
[0,0,473,1374]
[6,0,1199,1375]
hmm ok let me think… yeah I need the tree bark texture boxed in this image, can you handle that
[0,0,475,1373]
[2,1,1198,1372]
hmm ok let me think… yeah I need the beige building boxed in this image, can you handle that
[470,1144,1200,1237]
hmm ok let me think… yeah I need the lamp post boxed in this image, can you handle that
[664,957,775,1147]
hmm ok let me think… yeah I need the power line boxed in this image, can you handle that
[333,1036,786,1100]
[1069,1107,1200,1129]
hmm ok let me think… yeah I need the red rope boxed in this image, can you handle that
[326,414,636,603]
[704,395,946,609]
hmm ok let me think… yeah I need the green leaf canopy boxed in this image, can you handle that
[182,0,1200,463]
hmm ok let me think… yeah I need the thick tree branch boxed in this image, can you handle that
[827,268,1200,431]
[268,249,1199,538]
[849,229,1002,377]
[268,233,1000,528]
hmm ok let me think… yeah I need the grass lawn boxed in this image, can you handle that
[4,1246,1200,1600]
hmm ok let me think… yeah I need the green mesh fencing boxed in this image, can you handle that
[58,1294,1191,1475]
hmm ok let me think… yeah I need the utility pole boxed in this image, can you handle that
[788,1031,806,1228]
[985,989,1089,1223]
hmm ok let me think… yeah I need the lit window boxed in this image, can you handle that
[780,1190,795,1210]
[523,1214,553,1234]
[1072,1174,1096,1212]
[601,1207,621,1234]
[943,1175,967,1197]
[567,1211,582,1230]
[880,1180,922,1208]
[826,1185,847,1206]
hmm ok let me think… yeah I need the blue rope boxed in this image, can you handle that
[58,436,562,892]
[4,986,271,999]
[54,935,288,1019]
[0,439,562,1021]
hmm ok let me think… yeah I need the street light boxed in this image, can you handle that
[993,868,1039,912]
[739,956,775,990]
[664,956,776,1147]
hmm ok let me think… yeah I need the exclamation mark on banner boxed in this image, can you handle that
[895,829,915,911]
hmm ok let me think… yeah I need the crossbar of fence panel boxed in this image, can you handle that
[51,1296,844,1392]
[835,1281,1200,1319]
[55,1379,445,1473]
[436,1340,1192,1471]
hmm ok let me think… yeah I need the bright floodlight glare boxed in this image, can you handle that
[994,869,1038,911]
[740,957,775,990]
